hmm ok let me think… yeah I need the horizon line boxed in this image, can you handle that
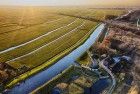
[0,5,139,8]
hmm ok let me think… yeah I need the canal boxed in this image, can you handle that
[7,24,106,94]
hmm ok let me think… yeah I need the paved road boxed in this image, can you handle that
[87,51,116,94]
[99,59,116,94]
[115,10,133,20]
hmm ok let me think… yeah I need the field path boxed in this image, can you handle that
[0,19,77,54]
[6,21,85,64]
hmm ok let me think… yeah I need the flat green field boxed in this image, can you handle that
[0,7,124,74]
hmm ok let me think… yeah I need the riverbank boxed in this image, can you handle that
[108,26,140,94]
[31,65,110,94]
[4,23,106,94]
[5,23,100,89]
[3,23,107,93]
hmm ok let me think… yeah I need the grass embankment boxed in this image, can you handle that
[5,22,100,89]
[77,52,90,66]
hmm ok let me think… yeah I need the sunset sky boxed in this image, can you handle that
[0,0,139,7]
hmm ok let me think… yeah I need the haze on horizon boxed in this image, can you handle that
[0,0,139,7]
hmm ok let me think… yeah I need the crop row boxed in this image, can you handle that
[0,17,75,51]
[0,19,83,63]
[6,21,97,70]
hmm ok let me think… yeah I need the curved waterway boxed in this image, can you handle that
[6,24,105,94]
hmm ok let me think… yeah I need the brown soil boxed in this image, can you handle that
[108,22,140,94]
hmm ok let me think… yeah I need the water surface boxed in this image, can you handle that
[8,24,105,94]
